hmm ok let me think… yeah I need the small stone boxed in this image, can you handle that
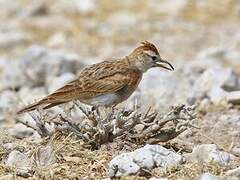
[208,87,227,104]
[226,91,240,105]
[2,143,16,151]
[200,173,219,180]
[74,0,96,13]
[225,167,240,177]
[109,153,140,177]
[189,67,239,103]
[134,124,145,134]
[8,123,34,139]
[5,150,32,177]
[185,144,231,166]
[47,32,66,48]
[231,145,240,156]
[54,0,97,14]
[36,145,57,166]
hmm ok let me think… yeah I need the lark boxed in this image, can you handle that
[17,41,174,114]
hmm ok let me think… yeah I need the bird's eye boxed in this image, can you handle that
[152,56,157,61]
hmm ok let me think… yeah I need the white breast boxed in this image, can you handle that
[81,93,119,107]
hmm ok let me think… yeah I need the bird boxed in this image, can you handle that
[17,41,174,114]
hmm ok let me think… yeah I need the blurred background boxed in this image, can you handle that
[0,0,239,64]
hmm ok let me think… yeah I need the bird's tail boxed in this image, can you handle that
[17,100,66,114]
[17,101,44,114]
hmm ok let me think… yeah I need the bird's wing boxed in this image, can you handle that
[77,59,129,81]
[42,60,131,103]
[43,72,131,103]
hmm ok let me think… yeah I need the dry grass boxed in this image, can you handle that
[152,162,227,180]
[0,132,233,179]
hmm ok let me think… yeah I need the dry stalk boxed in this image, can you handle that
[18,102,198,149]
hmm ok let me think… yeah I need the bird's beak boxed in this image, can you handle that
[155,59,174,71]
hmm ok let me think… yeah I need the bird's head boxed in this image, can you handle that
[128,41,174,72]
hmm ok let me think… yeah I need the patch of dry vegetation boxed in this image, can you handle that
[152,162,227,179]
[17,103,197,149]
[0,104,199,179]
[0,132,232,179]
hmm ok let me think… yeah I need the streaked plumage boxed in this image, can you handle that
[17,41,174,114]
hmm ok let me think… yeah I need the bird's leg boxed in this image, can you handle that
[112,104,117,111]
[91,105,101,114]
[91,105,101,117]
[96,106,101,116]
[91,105,97,112]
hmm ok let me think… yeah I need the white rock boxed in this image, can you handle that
[226,91,240,105]
[109,144,184,177]
[36,145,57,166]
[47,32,67,48]
[5,150,32,177]
[225,167,240,177]
[8,123,34,139]
[231,145,240,156]
[208,87,227,104]
[74,0,96,13]
[190,67,239,103]
[132,146,155,169]
[109,153,140,177]
[185,144,231,166]
[200,173,219,180]
[2,143,16,151]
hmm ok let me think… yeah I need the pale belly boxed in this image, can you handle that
[80,72,142,107]
[80,86,134,107]
[81,93,120,106]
